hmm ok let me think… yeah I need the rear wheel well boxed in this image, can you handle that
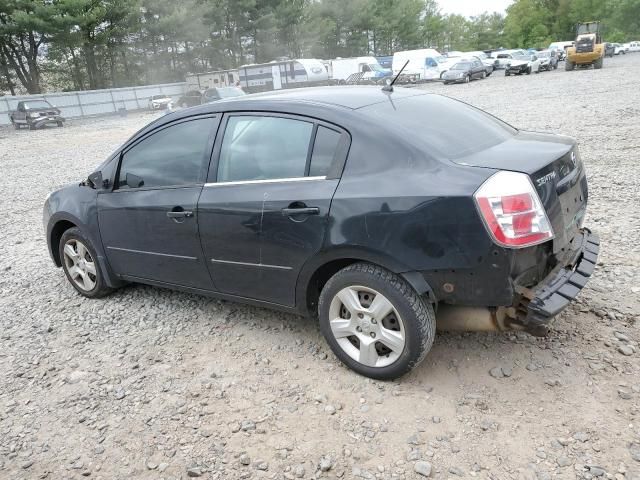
[305,259,360,316]
[50,220,77,266]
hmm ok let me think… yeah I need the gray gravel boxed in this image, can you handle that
[1,54,640,479]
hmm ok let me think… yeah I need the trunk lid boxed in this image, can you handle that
[454,131,588,252]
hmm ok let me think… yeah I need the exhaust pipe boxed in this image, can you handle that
[436,305,526,332]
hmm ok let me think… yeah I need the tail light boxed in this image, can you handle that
[474,171,554,248]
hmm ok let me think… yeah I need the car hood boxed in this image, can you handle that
[26,107,59,113]
[151,98,172,103]
[443,70,467,77]
[509,60,529,67]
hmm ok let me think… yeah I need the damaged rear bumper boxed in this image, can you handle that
[521,229,599,335]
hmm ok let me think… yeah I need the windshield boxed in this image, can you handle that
[151,95,168,100]
[513,54,530,61]
[368,63,385,72]
[24,100,53,110]
[24,100,52,109]
[538,52,550,58]
[361,94,516,160]
[452,62,471,70]
[435,55,448,63]
[217,87,245,98]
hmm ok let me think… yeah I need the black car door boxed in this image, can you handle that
[98,115,218,289]
[473,60,483,78]
[198,113,348,306]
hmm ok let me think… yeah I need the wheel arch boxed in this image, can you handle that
[296,248,435,317]
[49,218,79,267]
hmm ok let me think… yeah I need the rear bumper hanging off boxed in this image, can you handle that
[525,229,599,333]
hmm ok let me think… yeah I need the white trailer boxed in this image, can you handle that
[328,56,391,83]
[238,59,328,93]
[185,69,239,90]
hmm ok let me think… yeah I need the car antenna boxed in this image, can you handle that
[382,60,409,93]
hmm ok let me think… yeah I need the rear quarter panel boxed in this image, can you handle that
[321,120,512,302]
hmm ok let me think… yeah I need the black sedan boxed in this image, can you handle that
[201,86,246,103]
[44,87,598,380]
[177,90,203,108]
[442,59,487,84]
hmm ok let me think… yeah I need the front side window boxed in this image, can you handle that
[117,117,215,189]
[217,116,313,182]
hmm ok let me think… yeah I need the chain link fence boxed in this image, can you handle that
[0,82,186,126]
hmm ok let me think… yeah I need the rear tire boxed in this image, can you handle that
[28,123,36,130]
[526,66,532,75]
[318,263,436,380]
[565,59,575,71]
[505,70,510,76]
[59,227,114,299]
[464,74,470,83]
[594,57,603,69]
[57,121,63,127]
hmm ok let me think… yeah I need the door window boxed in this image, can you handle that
[309,126,342,177]
[217,116,314,182]
[117,117,215,189]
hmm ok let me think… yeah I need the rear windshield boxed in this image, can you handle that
[361,94,516,160]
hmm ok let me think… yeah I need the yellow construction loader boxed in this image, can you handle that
[565,21,605,70]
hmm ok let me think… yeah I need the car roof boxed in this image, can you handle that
[180,86,430,112]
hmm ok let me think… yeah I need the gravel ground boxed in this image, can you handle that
[1,54,639,480]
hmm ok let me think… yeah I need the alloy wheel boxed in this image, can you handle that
[328,286,405,368]
[63,239,97,291]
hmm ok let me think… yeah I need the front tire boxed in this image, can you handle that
[594,57,603,69]
[464,74,470,83]
[59,227,113,298]
[565,59,575,71]
[318,263,436,380]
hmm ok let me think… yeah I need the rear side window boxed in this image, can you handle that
[361,94,516,160]
[117,117,215,189]
[217,116,314,182]
[309,126,342,177]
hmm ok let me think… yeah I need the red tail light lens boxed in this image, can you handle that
[474,171,554,248]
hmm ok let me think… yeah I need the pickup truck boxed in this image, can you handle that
[9,100,65,130]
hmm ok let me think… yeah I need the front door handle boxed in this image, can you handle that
[167,207,193,223]
[167,211,193,218]
[281,207,320,217]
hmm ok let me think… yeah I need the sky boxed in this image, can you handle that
[439,0,514,17]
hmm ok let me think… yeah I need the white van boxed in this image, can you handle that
[624,41,640,52]
[392,48,453,80]
[548,41,574,60]
[329,56,391,83]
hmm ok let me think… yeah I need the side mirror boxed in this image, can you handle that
[126,173,144,189]
[87,171,108,190]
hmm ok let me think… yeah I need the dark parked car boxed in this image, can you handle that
[604,43,615,57]
[537,50,559,70]
[10,100,64,130]
[441,59,487,84]
[201,86,246,103]
[177,90,203,108]
[44,87,598,380]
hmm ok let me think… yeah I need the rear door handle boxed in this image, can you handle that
[281,207,320,216]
